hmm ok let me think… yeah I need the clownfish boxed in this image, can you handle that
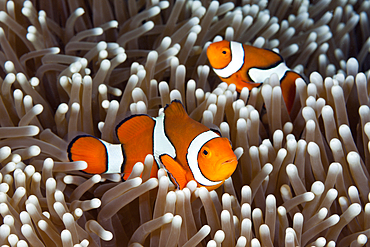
[67,100,238,190]
[207,40,303,113]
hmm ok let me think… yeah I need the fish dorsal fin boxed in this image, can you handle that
[163,100,188,119]
[116,114,155,144]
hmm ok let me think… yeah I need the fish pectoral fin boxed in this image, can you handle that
[159,154,187,189]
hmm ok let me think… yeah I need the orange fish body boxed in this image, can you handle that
[68,100,238,190]
[207,40,303,113]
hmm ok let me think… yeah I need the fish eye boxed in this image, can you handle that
[201,147,211,158]
[221,48,229,55]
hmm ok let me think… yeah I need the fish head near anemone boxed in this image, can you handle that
[159,100,239,191]
[206,40,233,70]
[197,136,238,183]
[206,40,263,92]
[206,40,305,114]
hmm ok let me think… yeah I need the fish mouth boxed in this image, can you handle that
[203,157,238,182]
[217,157,238,179]
[221,157,238,165]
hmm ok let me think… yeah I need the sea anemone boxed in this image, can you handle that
[0,0,369,246]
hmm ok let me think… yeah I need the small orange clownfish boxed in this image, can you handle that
[207,40,303,113]
[67,100,238,190]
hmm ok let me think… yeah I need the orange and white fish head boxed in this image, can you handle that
[197,137,238,190]
[207,40,260,92]
[206,40,233,71]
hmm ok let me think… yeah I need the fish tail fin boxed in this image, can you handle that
[67,135,109,174]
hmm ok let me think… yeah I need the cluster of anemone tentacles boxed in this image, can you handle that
[0,0,370,246]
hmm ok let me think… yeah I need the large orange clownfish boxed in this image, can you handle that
[67,100,238,190]
[207,40,303,113]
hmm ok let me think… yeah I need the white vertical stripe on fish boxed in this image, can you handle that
[153,113,176,168]
[186,130,222,186]
[101,140,124,173]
